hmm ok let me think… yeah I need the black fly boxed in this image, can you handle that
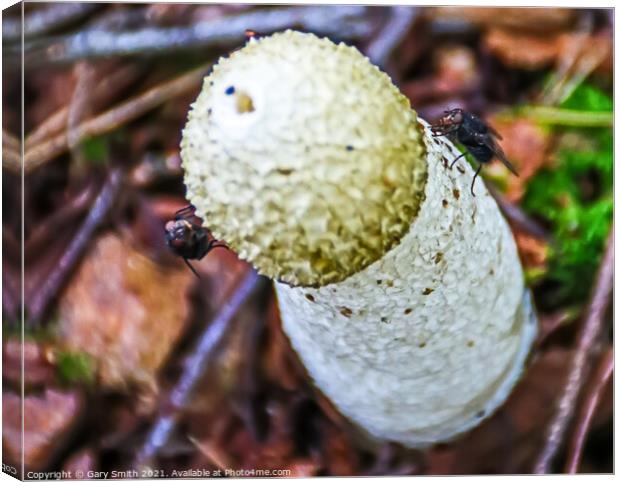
[164,205,228,278]
[430,108,518,196]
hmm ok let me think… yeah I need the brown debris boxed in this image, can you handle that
[3,389,84,471]
[57,233,194,394]
[24,64,211,173]
[63,449,96,475]
[3,339,57,387]
[484,28,562,70]
[403,45,479,105]
[430,7,576,32]
[483,28,612,89]
[565,347,613,473]
[534,230,613,473]
[25,64,141,149]
[514,230,549,270]
[487,117,552,202]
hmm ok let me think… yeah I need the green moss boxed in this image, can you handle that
[81,137,109,165]
[56,350,95,385]
[522,83,612,307]
[561,83,613,112]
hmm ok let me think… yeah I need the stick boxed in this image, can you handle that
[365,6,418,73]
[24,64,211,173]
[2,3,102,41]
[27,169,123,324]
[2,147,21,173]
[16,6,372,66]
[25,64,141,148]
[3,129,21,173]
[488,185,550,240]
[533,228,613,473]
[564,347,613,473]
[24,184,95,260]
[133,270,264,467]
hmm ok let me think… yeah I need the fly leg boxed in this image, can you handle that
[470,164,482,197]
[449,152,466,170]
[183,258,201,279]
[174,204,196,220]
[195,240,229,261]
[184,241,228,278]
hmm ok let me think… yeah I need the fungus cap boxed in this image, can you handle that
[181,30,427,287]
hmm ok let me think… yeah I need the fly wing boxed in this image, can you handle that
[494,145,519,177]
[473,132,519,176]
[486,123,503,140]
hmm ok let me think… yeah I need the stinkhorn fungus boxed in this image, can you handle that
[180,30,537,447]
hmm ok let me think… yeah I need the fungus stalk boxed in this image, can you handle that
[181,31,537,447]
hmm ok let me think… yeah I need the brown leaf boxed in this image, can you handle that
[284,458,321,477]
[57,233,194,394]
[3,339,56,387]
[63,448,96,474]
[484,28,612,82]
[431,7,576,32]
[483,28,561,70]
[514,230,549,270]
[486,117,552,202]
[402,46,479,106]
[3,389,84,471]
[322,423,358,475]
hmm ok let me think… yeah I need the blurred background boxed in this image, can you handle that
[2,3,613,477]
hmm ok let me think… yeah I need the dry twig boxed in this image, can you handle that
[564,347,613,473]
[27,168,124,324]
[133,270,265,468]
[533,228,613,473]
[2,3,102,41]
[366,6,418,75]
[488,186,550,240]
[24,64,211,173]
[24,183,96,260]
[3,129,21,173]
[67,62,99,165]
[25,64,141,148]
[16,6,372,66]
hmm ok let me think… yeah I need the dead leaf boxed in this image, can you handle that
[63,448,95,474]
[430,7,576,32]
[514,230,549,270]
[3,389,83,471]
[487,117,552,202]
[57,233,194,395]
[3,339,56,387]
[402,45,479,106]
[284,458,321,477]
[484,28,612,85]
[484,28,561,70]
[322,423,358,475]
